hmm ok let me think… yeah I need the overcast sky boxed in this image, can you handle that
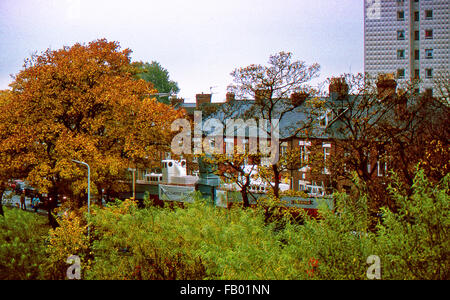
[0,0,364,102]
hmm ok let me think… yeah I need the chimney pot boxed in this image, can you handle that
[226,92,235,103]
[329,77,349,100]
[255,89,271,104]
[376,73,397,100]
[196,93,212,108]
[291,92,309,107]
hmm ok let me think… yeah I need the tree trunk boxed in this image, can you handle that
[272,164,280,199]
[241,186,250,208]
[48,188,59,229]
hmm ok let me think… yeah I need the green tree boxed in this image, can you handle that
[133,61,180,104]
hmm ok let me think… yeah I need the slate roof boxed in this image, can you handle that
[180,98,331,140]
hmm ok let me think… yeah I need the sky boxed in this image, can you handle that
[0,0,364,103]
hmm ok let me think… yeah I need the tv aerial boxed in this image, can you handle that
[210,86,218,95]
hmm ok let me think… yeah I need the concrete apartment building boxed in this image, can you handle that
[364,0,449,94]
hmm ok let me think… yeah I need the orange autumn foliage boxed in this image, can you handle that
[0,39,185,202]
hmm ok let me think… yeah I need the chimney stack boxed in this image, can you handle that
[196,93,212,108]
[329,77,349,101]
[170,97,184,107]
[226,92,235,103]
[376,73,397,100]
[255,89,271,104]
[290,92,309,107]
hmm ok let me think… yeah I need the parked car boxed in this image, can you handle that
[36,194,63,210]
[14,180,25,194]
[14,181,36,197]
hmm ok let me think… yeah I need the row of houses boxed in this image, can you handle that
[140,74,410,199]
[124,70,441,210]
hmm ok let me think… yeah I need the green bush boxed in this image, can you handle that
[374,170,449,279]
[1,169,447,280]
[278,194,375,279]
[86,194,289,280]
[0,208,49,279]
[80,170,450,280]
[279,170,449,280]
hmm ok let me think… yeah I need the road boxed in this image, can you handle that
[1,190,48,215]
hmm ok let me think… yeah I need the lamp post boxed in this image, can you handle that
[72,159,90,237]
[128,168,136,199]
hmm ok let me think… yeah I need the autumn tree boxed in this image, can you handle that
[433,70,450,105]
[200,149,259,208]
[0,90,27,217]
[226,51,321,198]
[0,91,8,216]
[0,39,184,227]
[324,73,450,223]
[132,61,180,104]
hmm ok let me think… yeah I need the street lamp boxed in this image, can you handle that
[128,168,136,199]
[72,159,90,236]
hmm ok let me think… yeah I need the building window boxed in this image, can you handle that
[299,141,310,163]
[377,160,388,177]
[414,69,420,79]
[397,49,405,59]
[280,143,287,156]
[414,11,420,22]
[397,30,405,40]
[397,11,405,20]
[426,69,433,78]
[414,49,420,60]
[397,68,405,79]
[425,29,433,39]
[323,143,331,175]
[318,109,332,128]
[298,182,306,191]
[414,30,420,41]
[425,10,433,20]
[224,138,234,156]
[425,49,434,59]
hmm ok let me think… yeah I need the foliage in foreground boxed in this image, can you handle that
[0,208,49,279]
[0,169,448,280]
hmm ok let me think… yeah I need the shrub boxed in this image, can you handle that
[279,193,375,279]
[85,198,207,279]
[44,209,90,280]
[85,195,300,280]
[373,170,449,279]
[2,169,447,280]
[279,169,449,280]
[0,208,49,279]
